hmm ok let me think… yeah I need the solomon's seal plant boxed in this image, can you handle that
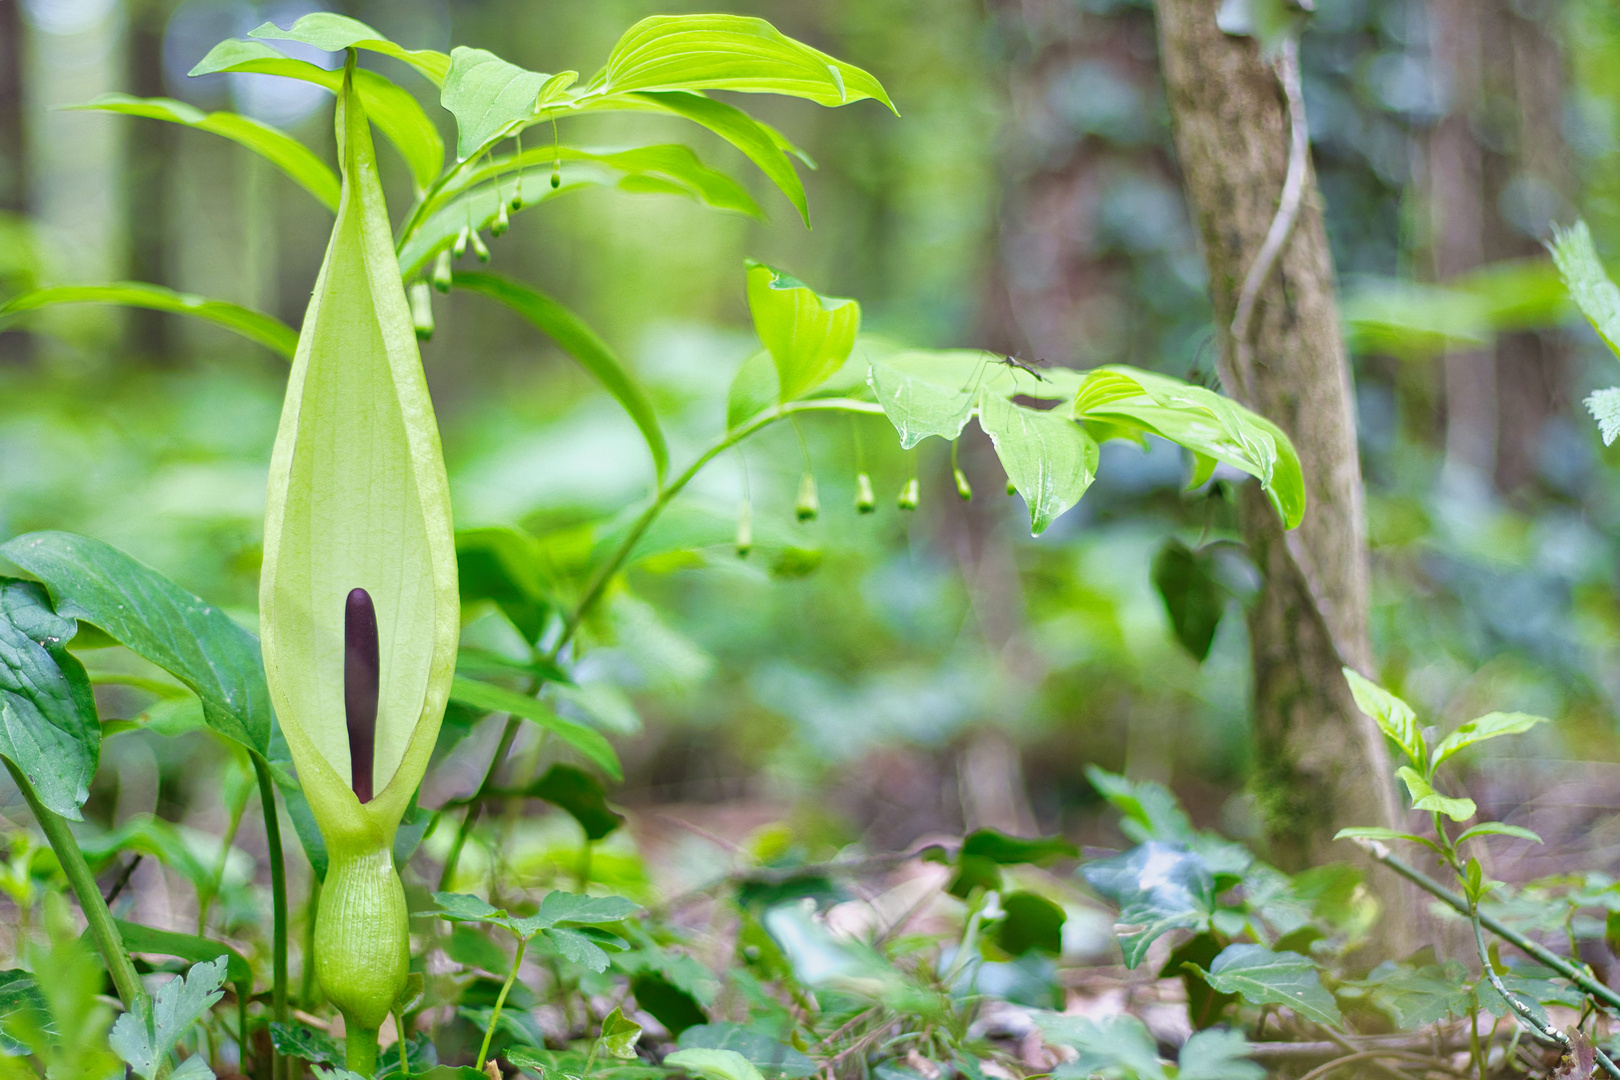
[258,52,457,1069]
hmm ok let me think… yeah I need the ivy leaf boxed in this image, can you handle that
[1177,1029,1264,1080]
[1196,944,1342,1026]
[1151,539,1227,661]
[1341,668,1425,771]
[599,1006,643,1059]
[745,261,859,403]
[977,393,1098,536]
[995,892,1066,956]
[70,95,339,211]
[1,531,271,756]
[1353,960,1473,1028]
[1033,1012,1167,1080]
[590,15,895,113]
[664,1048,769,1080]
[249,13,450,85]
[1431,712,1549,771]
[1396,766,1476,822]
[108,958,227,1080]
[1082,842,1214,968]
[1550,220,1620,359]
[1585,388,1620,446]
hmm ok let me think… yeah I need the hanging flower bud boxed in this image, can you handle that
[452,225,470,260]
[260,53,458,1056]
[491,199,510,237]
[954,467,973,501]
[409,282,434,341]
[550,163,562,189]
[470,228,490,263]
[735,500,753,558]
[431,250,453,293]
[854,472,876,514]
[795,473,819,521]
[1007,478,1017,497]
[897,477,920,511]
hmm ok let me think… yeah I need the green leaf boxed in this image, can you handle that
[189,41,443,191]
[115,921,251,991]
[727,351,778,429]
[524,763,624,841]
[108,958,227,1080]
[72,95,338,211]
[1081,842,1214,968]
[636,979,711,1042]
[1341,668,1425,770]
[449,676,622,781]
[249,13,450,85]
[1197,944,1342,1026]
[548,926,614,973]
[0,283,296,359]
[426,891,505,924]
[455,647,569,686]
[600,92,810,225]
[1585,387,1620,446]
[268,1022,342,1067]
[591,15,895,113]
[976,393,1098,536]
[675,1025,811,1079]
[664,1048,768,1080]
[599,1006,643,1059]
[1352,960,1473,1029]
[1084,767,1198,846]
[1215,0,1307,56]
[1176,1029,1263,1080]
[745,261,859,403]
[1033,1013,1166,1080]
[1456,822,1543,845]
[1152,539,1226,662]
[440,46,551,160]
[868,349,993,448]
[452,272,668,484]
[1395,766,1476,822]
[1431,712,1549,770]
[445,925,511,975]
[995,891,1066,956]
[0,593,98,819]
[1074,366,1305,529]
[1550,220,1620,359]
[1,531,271,755]
[454,525,555,645]
[961,829,1078,866]
[398,145,758,277]
[259,61,459,845]
[1332,827,1443,857]
[532,889,640,928]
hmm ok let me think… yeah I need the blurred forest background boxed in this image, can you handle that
[4,0,1620,914]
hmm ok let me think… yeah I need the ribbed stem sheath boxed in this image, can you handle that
[315,842,407,1037]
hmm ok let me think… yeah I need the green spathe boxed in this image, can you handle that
[259,55,456,1047]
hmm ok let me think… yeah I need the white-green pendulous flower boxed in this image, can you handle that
[258,53,457,1056]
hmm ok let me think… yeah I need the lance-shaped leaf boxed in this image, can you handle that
[589,15,896,113]
[0,283,296,359]
[745,261,859,403]
[249,13,450,85]
[259,60,458,850]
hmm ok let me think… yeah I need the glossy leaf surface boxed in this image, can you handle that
[977,392,1098,536]
[250,13,450,84]
[746,262,859,403]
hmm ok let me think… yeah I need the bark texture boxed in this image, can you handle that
[1152,1,1399,869]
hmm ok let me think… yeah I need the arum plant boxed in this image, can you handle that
[258,52,457,1071]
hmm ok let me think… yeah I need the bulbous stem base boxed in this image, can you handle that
[316,843,408,1050]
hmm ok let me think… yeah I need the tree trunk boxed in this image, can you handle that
[1152,1,1400,870]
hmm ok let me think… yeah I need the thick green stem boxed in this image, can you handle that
[3,758,149,1014]
[477,935,528,1070]
[346,1023,380,1074]
[250,754,289,1080]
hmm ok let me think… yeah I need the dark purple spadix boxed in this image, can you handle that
[344,587,380,803]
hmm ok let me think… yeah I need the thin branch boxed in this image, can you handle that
[102,854,141,906]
